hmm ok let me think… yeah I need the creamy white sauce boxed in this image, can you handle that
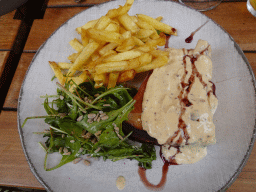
[141,40,218,164]
[162,145,207,164]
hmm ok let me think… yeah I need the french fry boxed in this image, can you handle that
[94,51,117,65]
[105,22,120,32]
[136,18,160,39]
[135,29,154,40]
[73,71,90,84]
[143,38,164,48]
[137,14,177,35]
[94,16,111,30]
[99,42,119,55]
[49,61,66,85]
[91,52,100,61]
[106,0,134,18]
[69,38,84,52]
[158,32,167,46]
[68,70,90,92]
[94,73,108,88]
[102,49,117,57]
[132,36,144,46]
[115,37,136,52]
[118,13,139,34]
[68,40,100,76]
[130,15,138,23]
[81,28,89,47]
[119,25,127,34]
[136,44,155,52]
[138,52,153,65]
[148,32,166,47]
[81,60,98,73]
[135,56,169,73]
[108,72,119,89]
[68,52,80,63]
[136,19,153,30]
[142,33,166,49]
[76,19,98,34]
[127,53,152,70]
[155,16,163,21]
[86,28,123,44]
[82,51,116,73]
[121,31,132,39]
[137,32,166,52]
[57,62,73,69]
[49,0,177,88]
[95,61,128,74]
[150,32,161,40]
[127,57,140,69]
[117,70,136,83]
[150,49,169,57]
[103,50,142,62]
[111,19,120,25]
[95,82,103,89]
[140,37,151,43]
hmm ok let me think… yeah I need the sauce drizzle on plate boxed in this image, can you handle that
[185,20,209,43]
[138,163,169,191]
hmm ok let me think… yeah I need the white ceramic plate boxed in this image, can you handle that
[17,0,256,192]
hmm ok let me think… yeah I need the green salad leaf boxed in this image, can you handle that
[22,80,156,171]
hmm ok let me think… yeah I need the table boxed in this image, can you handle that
[0,0,255,191]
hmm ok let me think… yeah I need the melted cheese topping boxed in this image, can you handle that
[141,40,218,164]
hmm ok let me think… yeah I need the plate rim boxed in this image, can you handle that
[17,1,256,191]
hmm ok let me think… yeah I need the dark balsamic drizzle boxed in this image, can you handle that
[165,35,171,48]
[185,35,193,43]
[167,130,180,149]
[138,162,169,191]
[165,45,212,153]
[172,28,177,34]
[208,81,217,97]
[160,146,181,165]
[138,147,179,191]
[185,20,209,43]
[164,28,176,48]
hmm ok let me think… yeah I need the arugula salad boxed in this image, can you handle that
[22,80,156,171]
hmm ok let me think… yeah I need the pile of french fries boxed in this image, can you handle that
[49,0,177,90]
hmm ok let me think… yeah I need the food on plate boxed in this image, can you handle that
[128,40,218,164]
[23,0,179,173]
[116,176,126,190]
[22,0,219,190]
[142,39,218,164]
[125,39,217,190]
[49,0,177,89]
[22,81,156,171]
